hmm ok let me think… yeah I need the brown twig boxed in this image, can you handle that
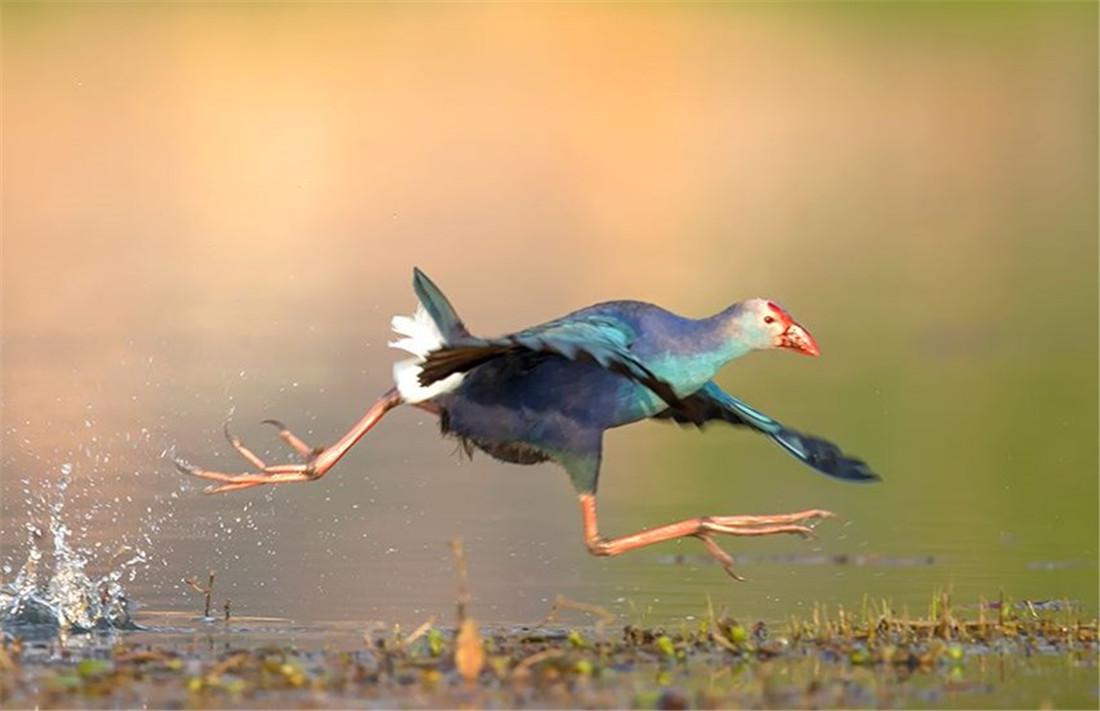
[184,570,215,618]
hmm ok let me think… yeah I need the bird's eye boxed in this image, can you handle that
[763,315,775,324]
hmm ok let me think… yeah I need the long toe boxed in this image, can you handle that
[705,521,816,539]
[696,534,746,582]
[261,418,314,457]
[709,509,837,528]
[203,482,263,494]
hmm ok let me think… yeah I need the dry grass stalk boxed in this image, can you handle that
[450,538,470,624]
[450,537,484,684]
[455,618,485,684]
[400,617,437,650]
[184,570,215,618]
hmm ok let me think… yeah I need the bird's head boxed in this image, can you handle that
[735,298,820,356]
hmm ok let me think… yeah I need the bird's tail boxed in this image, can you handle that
[411,267,469,342]
[389,268,471,403]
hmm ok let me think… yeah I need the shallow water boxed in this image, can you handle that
[1,404,1095,630]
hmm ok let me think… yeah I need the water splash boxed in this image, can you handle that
[1,462,140,632]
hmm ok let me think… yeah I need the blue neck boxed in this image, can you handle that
[701,303,754,364]
[646,304,753,397]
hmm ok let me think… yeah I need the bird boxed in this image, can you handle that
[177,268,880,578]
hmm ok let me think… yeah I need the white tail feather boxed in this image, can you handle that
[389,305,464,403]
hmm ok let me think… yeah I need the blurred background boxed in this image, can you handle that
[3,2,1096,626]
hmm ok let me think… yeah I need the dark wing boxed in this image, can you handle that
[654,382,881,483]
[419,313,683,408]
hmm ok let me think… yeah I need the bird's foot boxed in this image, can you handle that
[695,509,836,580]
[259,419,319,458]
[174,388,404,494]
[175,419,322,494]
[174,459,321,494]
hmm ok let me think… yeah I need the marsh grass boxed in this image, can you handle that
[1,587,1094,708]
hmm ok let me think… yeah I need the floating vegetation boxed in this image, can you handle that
[0,586,1094,708]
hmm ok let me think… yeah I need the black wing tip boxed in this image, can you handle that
[773,428,882,484]
[818,457,884,484]
[829,453,882,483]
[835,463,883,483]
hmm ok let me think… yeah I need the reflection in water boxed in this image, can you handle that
[655,551,937,568]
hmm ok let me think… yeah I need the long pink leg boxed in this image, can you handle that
[579,494,835,580]
[176,388,404,494]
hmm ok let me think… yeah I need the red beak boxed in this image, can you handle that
[779,322,820,357]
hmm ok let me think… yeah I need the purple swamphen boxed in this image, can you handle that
[178,268,879,577]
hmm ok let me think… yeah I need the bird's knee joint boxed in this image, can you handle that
[585,537,613,557]
[698,516,720,532]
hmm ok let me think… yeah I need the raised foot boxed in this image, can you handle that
[174,419,320,494]
[696,510,836,581]
[174,455,318,495]
[174,388,404,495]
